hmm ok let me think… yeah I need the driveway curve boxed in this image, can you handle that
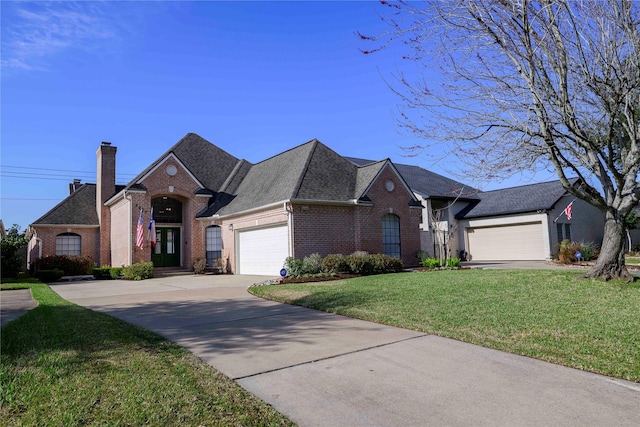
[50,275,640,427]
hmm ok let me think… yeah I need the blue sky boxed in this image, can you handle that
[1,1,556,231]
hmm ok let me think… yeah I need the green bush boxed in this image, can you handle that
[121,262,154,280]
[284,257,304,277]
[110,267,123,279]
[301,253,323,275]
[415,250,429,262]
[91,267,112,280]
[446,257,461,268]
[36,270,65,282]
[344,253,373,275]
[321,254,348,274]
[32,255,93,276]
[422,257,441,269]
[369,254,404,274]
[577,241,599,261]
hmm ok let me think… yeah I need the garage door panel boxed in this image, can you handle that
[238,225,289,275]
[467,222,545,261]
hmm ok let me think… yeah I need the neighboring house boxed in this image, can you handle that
[28,133,422,275]
[454,179,605,261]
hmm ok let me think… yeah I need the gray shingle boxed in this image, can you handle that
[125,133,241,192]
[456,178,579,219]
[31,184,99,225]
[347,157,479,199]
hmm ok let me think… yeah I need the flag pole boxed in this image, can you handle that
[553,198,576,223]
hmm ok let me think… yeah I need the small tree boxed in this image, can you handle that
[1,224,28,279]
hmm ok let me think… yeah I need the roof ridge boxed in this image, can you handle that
[219,159,249,193]
[291,139,320,199]
[480,177,576,194]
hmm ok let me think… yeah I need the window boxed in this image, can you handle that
[557,223,572,243]
[151,197,182,223]
[56,233,81,256]
[206,226,222,266]
[382,214,401,258]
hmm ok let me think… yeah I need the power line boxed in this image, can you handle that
[0,164,138,177]
[1,197,61,201]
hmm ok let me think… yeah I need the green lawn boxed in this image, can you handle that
[0,280,294,427]
[626,257,640,264]
[250,270,640,383]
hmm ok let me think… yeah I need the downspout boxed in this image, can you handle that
[285,202,294,260]
[125,191,132,266]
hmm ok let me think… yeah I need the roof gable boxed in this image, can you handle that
[125,133,241,193]
[31,184,99,226]
[294,141,357,200]
[347,157,479,200]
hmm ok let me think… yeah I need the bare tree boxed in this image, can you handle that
[361,0,640,281]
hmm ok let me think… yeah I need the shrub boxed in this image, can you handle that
[301,253,323,275]
[36,269,65,282]
[193,258,206,274]
[321,254,348,274]
[32,255,92,276]
[121,262,154,280]
[344,253,373,275]
[578,241,599,261]
[110,267,123,279]
[557,239,582,264]
[369,254,404,274]
[284,257,304,277]
[91,267,112,280]
[446,257,461,268]
[422,257,441,269]
[415,250,429,262]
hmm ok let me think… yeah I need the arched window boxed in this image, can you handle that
[151,197,182,223]
[382,214,401,258]
[206,226,222,266]
[56,233,81,256]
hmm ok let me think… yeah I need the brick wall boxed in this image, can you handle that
[291,165,421,266]
[31,226,100,266]
[120,157,211,269]
[200,206,288,273]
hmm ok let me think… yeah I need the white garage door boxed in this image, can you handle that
[237,225,289,275]
[466,222,545,261]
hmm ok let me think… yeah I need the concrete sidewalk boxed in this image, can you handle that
[50,275,639,426]
[1,289,38,327]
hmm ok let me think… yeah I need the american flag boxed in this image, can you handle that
[136,209,144,249]
[563,201,574,221]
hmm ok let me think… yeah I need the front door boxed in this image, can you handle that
[151,227,181,267]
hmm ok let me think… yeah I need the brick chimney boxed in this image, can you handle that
[97,142,117,265]
[69,179,82,195]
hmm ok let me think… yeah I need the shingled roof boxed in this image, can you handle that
[206,139,365,217]
[124,133,243,193]
[347,157,479,200]
[31,184,99,226]
[456,178,579,219]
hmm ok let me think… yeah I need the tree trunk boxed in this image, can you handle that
[584,213,633,282]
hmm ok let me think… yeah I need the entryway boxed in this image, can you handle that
[151,227,181,267]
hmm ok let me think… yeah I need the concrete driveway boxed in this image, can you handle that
[50,275,640,426]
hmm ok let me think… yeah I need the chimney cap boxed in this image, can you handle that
[101,141,112,146]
